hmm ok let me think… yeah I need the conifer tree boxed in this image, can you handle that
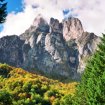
[0,0,7,23]
[73,34,105,105]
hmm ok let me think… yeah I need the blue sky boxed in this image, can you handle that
[5,0,23,13]
[0,0,23,32]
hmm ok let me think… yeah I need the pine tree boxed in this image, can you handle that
[73,34,105,105]
[0,0,7,23]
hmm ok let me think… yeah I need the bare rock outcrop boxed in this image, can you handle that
[63,17,84,41]
[0,15,100,80]
[0,35,25,67]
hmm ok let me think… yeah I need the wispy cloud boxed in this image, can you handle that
[0,0,105,37]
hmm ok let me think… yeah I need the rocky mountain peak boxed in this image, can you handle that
[32,14,49,33]
[49,18,63,33]
[20,15,49,41]
[0,15,100,80]
[32,14,48,27]
[63,17,84,41]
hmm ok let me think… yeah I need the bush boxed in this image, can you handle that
[60,94,73,105]
[0,90,12,105]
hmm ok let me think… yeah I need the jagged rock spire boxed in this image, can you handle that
[0,15,100,80]
[63,17,84,41]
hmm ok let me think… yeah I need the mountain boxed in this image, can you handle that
[0,15,100,80]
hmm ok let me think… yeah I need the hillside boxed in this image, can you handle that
[0,63,77,105]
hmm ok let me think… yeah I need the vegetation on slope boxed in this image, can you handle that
[72,34,105,105]
[0,63,77,105]
[62,34,105,105]
[1,34,105,105]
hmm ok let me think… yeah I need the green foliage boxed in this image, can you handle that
[46,89,60,98]
[0,63,77,105]
[60,94,73,105]
[0,90,12,105]
[0,0,7,23]
[73,34,105,105]
[0,63,12,77]
[52,99,60,105]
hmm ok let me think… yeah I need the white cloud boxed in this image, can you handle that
[77,0,105,35]
[0,5,37,37]
[0,0,105,37]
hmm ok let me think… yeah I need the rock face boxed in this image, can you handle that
[63,17,84,41]
[77,32,100,74]
[0,16,100,79]
[0,35,25,67]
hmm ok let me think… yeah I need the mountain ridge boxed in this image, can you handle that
[0,15,100,80]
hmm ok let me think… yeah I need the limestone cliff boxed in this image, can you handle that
[0,15,100,79]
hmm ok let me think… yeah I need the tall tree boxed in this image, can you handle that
[0,0,7,23]
[73,34,105,105]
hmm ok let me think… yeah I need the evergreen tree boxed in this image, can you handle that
[73,34,105,105]
[0,0,7,23]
